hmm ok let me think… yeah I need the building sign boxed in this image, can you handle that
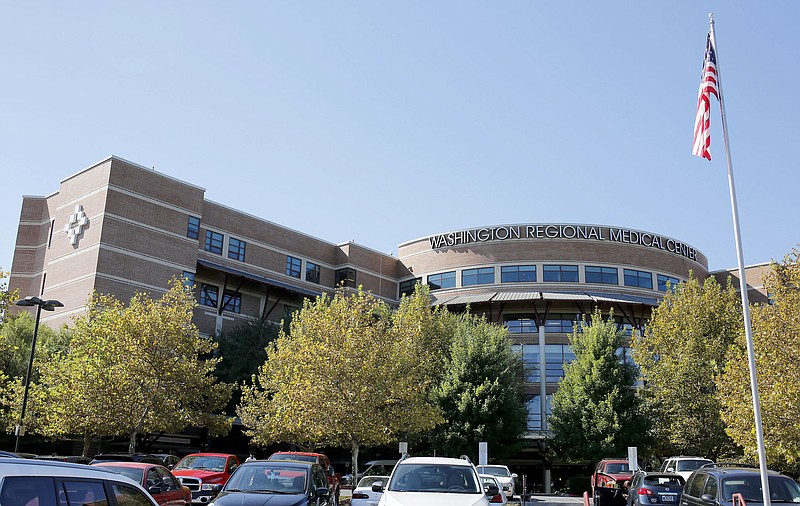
[427,224,698,261]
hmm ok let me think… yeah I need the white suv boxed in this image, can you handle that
[0,457,158,506]
[476,465,517,498]
[376,456,498,506]
[659,456,714,481]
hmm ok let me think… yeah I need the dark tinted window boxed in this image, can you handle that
[306,262,321,284]
[111,483,154,506]
[585,266,618,285]
[624,269,653,289]
[686,473,707,498]
[187,216,200,239]
[462,267,494,286]
[335,268,357,288]
[1,477,58,506]
[703,475,718,498]
[427,271,455,290]
[63,480,108,506]
[543,265,579,282]
[501,265,537,283]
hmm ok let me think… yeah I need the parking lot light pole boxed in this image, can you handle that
[14,296,63,453]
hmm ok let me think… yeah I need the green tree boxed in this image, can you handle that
[429,312,528,461]
[718,247,800,469]
[549,308,649,462]
[215,317,281,412]
[37,279,233,454]
[238,286,445,482]
[632,275,742,460]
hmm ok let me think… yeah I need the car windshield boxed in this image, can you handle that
[677,460,711,472]
[175,456,226,471]
[478,466,510,477]
[95,466,144,483]
[722,476,800,503]
[604,463,632,475]
[388,464,480,494]
[226,464,307,493]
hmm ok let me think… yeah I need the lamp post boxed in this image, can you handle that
[14,296,63,453]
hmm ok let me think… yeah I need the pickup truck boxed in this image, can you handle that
[172,452,240,504]
[268,451,341,505]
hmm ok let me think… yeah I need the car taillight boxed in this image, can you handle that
[638,488,653,496]
[352,493,369,499]
[490,493,504,503]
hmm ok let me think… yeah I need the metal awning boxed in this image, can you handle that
[437,292,498,305]
[539,292,593,301]
[196,259,321,298]
[584,291,660,306]
[492,291,542,302]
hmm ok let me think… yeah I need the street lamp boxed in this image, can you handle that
[14,296,63,452]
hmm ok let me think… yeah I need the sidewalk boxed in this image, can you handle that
[513,494,587,506]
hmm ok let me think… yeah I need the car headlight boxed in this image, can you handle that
[201,484,217,491]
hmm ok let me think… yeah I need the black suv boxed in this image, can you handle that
[681,464,800,506]
[89,452,163,465]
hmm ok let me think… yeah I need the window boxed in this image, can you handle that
[335,268,357,288]
[200,283,218,308]
[399,278,421,298]
[48,219,55,248]
[222,290,241,314]
[182,271,195,288]
[228,237,246,261]
[286,256,302,278]
[204,230,223,254]
[585,266,618,285]
[306,262,320,284]
[501,265,536,283]
[658,274,681,292]
[427,271,456,290]
[526,394,552,431]
[187,216,200,239]
[543,265,579,282]
[0,477,58,506]
[624,269,653,289]
[504,315,538,333]
[64,480,108,506]
[111,483,154,506]
[546,344,576,383]
[462,267,494,286]
[545,313,578,333]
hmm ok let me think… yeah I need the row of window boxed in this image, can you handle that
[199,283,242,313]
[504,314,636,335]
[421,264,681,292]
[512,343,634,385]
[285,255,322,284]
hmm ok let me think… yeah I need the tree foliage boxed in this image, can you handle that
[37,279,233,454]
[718,247,800,468]
[549,308,649,462]
[632,275,742,459]
[238,285,447,478]
[429,312,528,461]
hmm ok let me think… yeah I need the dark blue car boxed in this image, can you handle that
[626,472,685,506]
[211,460,334,506]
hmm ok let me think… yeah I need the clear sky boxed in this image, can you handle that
[2,2,798,279]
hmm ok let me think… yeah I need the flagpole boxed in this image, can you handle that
[708,13,771,506]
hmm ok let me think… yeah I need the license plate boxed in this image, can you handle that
[661,494,677,503]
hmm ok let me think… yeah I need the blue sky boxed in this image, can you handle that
[2,2,798,278]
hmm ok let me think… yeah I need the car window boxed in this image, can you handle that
[314,467,328,492]
[686,473,707,498]
[768,476,800,502]
[703,475,718,498]
[678,460,711,472]
[644,476,684,487]
[604,463,631,474]
[62,480,107,506]
[110,483,155,506]
[1,477,58,506]
[146,468,161,489]
[661,460,673,472]
[157,467,180,492]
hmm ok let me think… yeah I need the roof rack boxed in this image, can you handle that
[459,455,473,464]
[706,462,757,469]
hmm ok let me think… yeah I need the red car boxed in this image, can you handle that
[91,461,191,506]
[592,458,636,506]
[171,452,240,504]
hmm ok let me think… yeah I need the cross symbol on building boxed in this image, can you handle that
[64,204,89,245]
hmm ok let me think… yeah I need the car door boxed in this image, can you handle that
[681,472,708,506]
[156,465,189,506]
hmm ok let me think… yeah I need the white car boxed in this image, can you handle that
[659,456,714,481]
[0,457,158,505]
[480,474,508,505]
[376,455,498,506]
[352,475,390,506]
[476,465,517,499]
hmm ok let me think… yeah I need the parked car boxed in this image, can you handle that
[0,451,23,459]
[352,475,389,506]
[90,452,164,465]
[660,456,714,482]
[343,459,398,486]
[373,455,498,506]
[0,458,158,505]
[209,459,334,506]
[92,461,192,506]
[626,471,684,506]
[480,473,508,504]
[593,458,636,506]
[154,453,182,469]
[476,464,517,498]
[268,451,341,504]
[172,452,240,504]
[35,454,92,464]
[681,464,800,506]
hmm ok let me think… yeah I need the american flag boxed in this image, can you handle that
[692,32,719,160]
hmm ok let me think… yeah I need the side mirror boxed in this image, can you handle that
[211,484,223,494]
[486,484,500,496]
[701,494,717,504]
[666,467,675,473]
[316,486,330,497]
[511,473,518,479]
[372,482,385,493]
[148,486,163,495]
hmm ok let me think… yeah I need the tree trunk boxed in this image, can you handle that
[351,439,360,487]
[129,431,137,454]
[82,433,92,457]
